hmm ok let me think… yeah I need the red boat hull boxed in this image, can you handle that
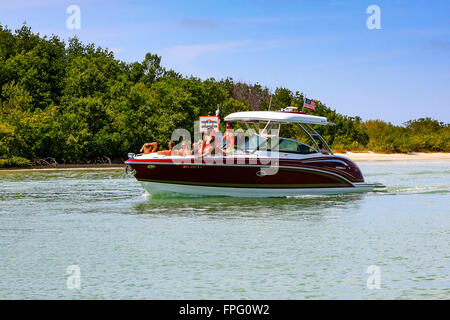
[125,156,364,191]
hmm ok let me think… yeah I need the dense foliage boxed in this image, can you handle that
[0,24,449,167]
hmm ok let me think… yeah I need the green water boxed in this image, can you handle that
[0,161,449,299]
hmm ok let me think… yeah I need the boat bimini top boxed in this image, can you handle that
[224,111,333,125]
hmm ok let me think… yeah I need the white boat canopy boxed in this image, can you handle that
[224,111,332,125]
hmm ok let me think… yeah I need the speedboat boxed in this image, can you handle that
[125,110,384,197]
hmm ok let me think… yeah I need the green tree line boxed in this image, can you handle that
[0,24,449,167]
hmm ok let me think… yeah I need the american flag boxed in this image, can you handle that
[303,98,316,111]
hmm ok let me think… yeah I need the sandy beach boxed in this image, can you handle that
[335,152,450,161]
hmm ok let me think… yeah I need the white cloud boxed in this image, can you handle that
[162,41,248,61]
[162,39,282,62]
[157,39,285,77]
[158,39,284,76]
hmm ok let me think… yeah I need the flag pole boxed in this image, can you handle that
[302,97,305,112]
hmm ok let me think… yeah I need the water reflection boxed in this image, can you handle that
[133,193,365,220]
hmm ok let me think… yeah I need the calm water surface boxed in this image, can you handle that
[0,161,449,299]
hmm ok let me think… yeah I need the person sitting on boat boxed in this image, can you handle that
[177,140,192,156]
[157,140,175,156]
[200,136,217,157]
[195,139,204,155]
[140,142,158,154]
[191,140,199,155]
[222,123,236,154]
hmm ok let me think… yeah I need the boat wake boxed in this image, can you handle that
[376,185,450,195]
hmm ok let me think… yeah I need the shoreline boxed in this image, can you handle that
[0,163,124,172]
[1,152,449,171]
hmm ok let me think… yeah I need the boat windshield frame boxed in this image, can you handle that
[297,123,334,155]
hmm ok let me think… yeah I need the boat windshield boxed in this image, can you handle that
[278,138,317,154]
[244,135,318,155]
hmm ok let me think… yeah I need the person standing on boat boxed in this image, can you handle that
[200,136,217,157]
[222,123,236,154]
[202,128,219,154]
[235,129,246,151]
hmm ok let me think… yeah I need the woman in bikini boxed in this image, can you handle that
[177,141,192,156]
[201,128,220,154]
[201,136,216,157]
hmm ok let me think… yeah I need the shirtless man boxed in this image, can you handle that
[140,142,158,154]
[222,123,235,154]
[157,141,175,156]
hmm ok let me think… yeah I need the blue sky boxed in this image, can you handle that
[1,0,449,124]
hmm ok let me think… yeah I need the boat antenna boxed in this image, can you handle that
[270,72,278,111]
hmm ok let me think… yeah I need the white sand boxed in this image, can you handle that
[335,152,450,161]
